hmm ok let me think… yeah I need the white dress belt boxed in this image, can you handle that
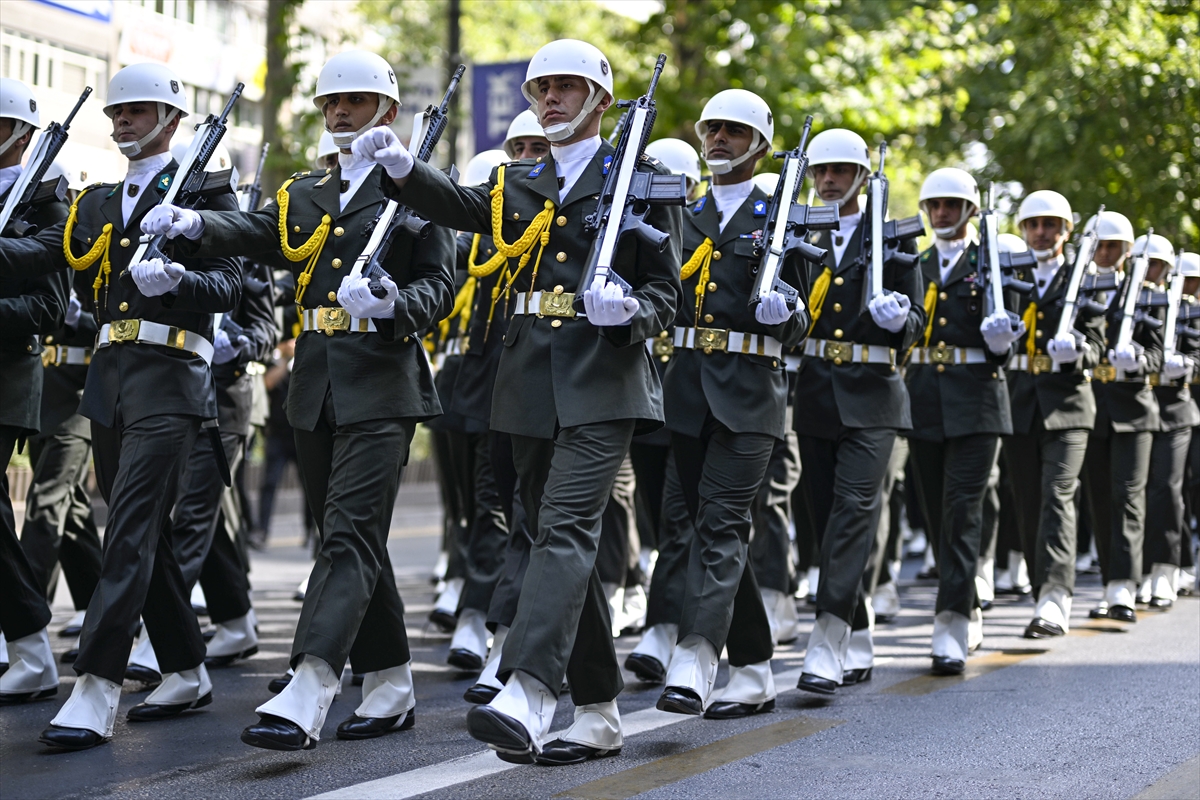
[96,320,214,365]
[909,345,990,366]
[512,290,586,319]
[300,307,378,335]
[803,337,896,366]
[43,345,93,366]
[673,327,783,359]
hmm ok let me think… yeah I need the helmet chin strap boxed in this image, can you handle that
[704,131,761,175]
[827,166,867,209]
[328,96,395,148]
[1031,248,1058,261]
[542,81,602,143]
[115,103,181,158]
[928,202,977,239]
[0,120,32,158]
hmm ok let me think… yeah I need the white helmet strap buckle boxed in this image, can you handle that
[0,120,32,158]
[327,95,395,148]
[116,103,181,158]
[542,80,600,143]
[705,131,761,175]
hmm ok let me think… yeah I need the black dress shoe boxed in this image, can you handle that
[61,648,79,664]
[980,599,993,612]
[535,738,621,766]
[0,662,7,676]
[842,667,873,685]
[466,705,533,754]
[202,628,216,642]
[797,673,837,695]
[916,566,939,580]
[0,686,58,705]
[127,691,212,721]
[1024,618,1065,638]
[59,624,84,638]
[39,724,108,750]
[125,664,162,685]
[704,698,775,719]
[336,709,415,740]
[447,649,484,672]
[1088,606,1109,619]
[1148,597,1173,610]
[463,683,499,704]
[1108,605,1137,622]
[267,673,292,694]
[206,646,259,668]
[494,749,536,765]
[931,656,965,675]
[429,609,457,633]
[192,604,208,618]
[998,585,1032,596]
[241,714,315,751]
[352,673,363,686]
[624,652,666,684]
[656,687,703,715]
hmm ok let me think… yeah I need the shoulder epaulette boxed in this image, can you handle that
[288,170,314,180]
[920,248,934,262]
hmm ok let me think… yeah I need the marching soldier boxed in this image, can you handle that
[146,50,454,749]
[0,63,242,747]
[794,128,925,694]
[0,77,69,705]
[381,39,682,764]
[906,168,1020,669]
[1003,191,1105,640]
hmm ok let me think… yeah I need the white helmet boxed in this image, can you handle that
[1082,210,1135,246]
[103,63,189,158]
[502,110,546,159]
[1178,251,1200,278]
[1016,189,1073,259]
[0,78,40,158]
[693,89,773,175]
[461,149,507,186]
[998,233,1028,254]
[752,172,779,195]
[316,130,339,161]
[521,40,613,143]
[645,138,702,185]
[170,139,233,172]
[1131,233,1175,263]
[919,168,980,239]
[313,51,400,148]
[805,128,871,208]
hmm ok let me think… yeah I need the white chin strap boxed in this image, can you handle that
[542,81,603,143]
[927,202,977,240]
[705,131,762,176]
[116,103,181,158]
[0,120,32,158]
[328,96,395,148]
[826,166,868,209]
[1031,248,1057,261]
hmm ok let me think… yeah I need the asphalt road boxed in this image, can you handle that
[2,486,1197,800]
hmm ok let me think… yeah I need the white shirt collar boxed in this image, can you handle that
[124,151,173,181]
[1033,253,1066,298]
[551,135,601,203]
[121,152,173,227]
[337,150,376,211]
[0,164,21,198]
[710,180,754,233]
[831,210,862,267]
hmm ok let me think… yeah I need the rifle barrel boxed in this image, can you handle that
[61,86,93,130]
[646,54,667,99]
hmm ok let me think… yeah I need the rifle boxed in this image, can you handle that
[240,142,270,212]
[1114,227,1155,352]
[859,142,924,311]
[574,54,687,313]
[977,183,1035,329]
[749,115,839,309]
[1162,253,1185,358]
[353,65,465,299]
[0,86,92,237]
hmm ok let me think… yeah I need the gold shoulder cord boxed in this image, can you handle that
[680,237,714,327]
[276,177,331,304]
[1022,301,1038,361]
[62,186,114,302]
[904,280,939,361]
[805,267,833,336]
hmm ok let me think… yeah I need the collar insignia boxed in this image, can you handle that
[602,155,613,176]
[693,196,707,214]
[753,199,767,216]
[529,163,546,179]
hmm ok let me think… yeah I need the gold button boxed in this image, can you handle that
[328,291,337,302]
[937,364,945,373]
[27,344,33,352]
[120,237,130,247]
[938,317,947,326]
[834,276,844,286]
[294,225,301,233]
[938,340,946,347]
[554,285,564,295]
[712,251,722,260]
[86,237,92,244]
[1036,311,1045,320]
[772,360,779,368]
[707,282,717,292]
[45,335,54,345]
[556,252,567,263]
[551,319,562,328]
[333,226,344,237]
[556,216,567,227]
[1035,329,1043,338]
[833,303,842,312]
[660,355,669,363]
[119,302,129,312]
[403,336,410,343]
[992,372,999,379]
[939,291,948,301]
[833,328,843,339]
[833,357,843,365]
[234,370,241,377]
[331,258,343,269]
[512,212,520,220]
[704,314,714,323]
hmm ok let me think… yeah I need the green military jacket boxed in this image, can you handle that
[1091,272,1163,436]
[184,164,455,432]
[1156,294,1200,431]
[663,185,809,440]
[398,142,683,439]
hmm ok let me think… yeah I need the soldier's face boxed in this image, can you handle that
[1021,216,1066,254]
[811,163,861,203]
[703,120,760,163]
[509,136,550,159]
[1093,240,1127,269]
[1146,258,1168,284]
[923,197,970,230]
[322,92,397,146]
[0,119,31,167]
[1185,277,1199,295]
[109,102,179,157]
[534,75,610,131]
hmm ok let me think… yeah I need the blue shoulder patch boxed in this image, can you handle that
[602,155,613,176]
[157,173,172,191]
[753,199,767,216]
[529,163,546,178]
[693,196,707,214]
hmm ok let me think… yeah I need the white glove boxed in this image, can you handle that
[212,329,249,365]
[141,204,204,240]
[337,274,398,319]
[980,311,1023,355]
[1161,352,1191,381]
[65,291,82,328]
[1047,332,1081,365]
[351,126,413,179]
[1108,343,1145,373]
[130,258,185,297]
[754,291,799,326]
[868,291,911,333]
[583,275,639,326]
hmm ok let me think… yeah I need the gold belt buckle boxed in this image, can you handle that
[823,340,853,365]
[41,346,57,367]
[1031,354,1053,375]
[1093,364,1116,383]
[538,289,576,318]
[317,307,350,336]
[929,344,954,364]
[695,327,728,354]
[1148,373,1162,387]
[110,319,140,343]
[652,333,674,360]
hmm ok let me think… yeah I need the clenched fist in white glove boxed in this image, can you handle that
[131,258,185,296]
[1108,343,1145,373]
[755,291,799,326]
[868,291,911,333]
[351,126,413,179]
[1161,352,1192,381]
[141,204,204,240]
[583,275,639,326]
[980,311,1023,355]
[65,291,82,328]
[213,329,249,365]
[1047,332,1081,364]
[337,274,398,319]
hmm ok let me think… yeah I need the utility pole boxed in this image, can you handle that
[446,0,462,166]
